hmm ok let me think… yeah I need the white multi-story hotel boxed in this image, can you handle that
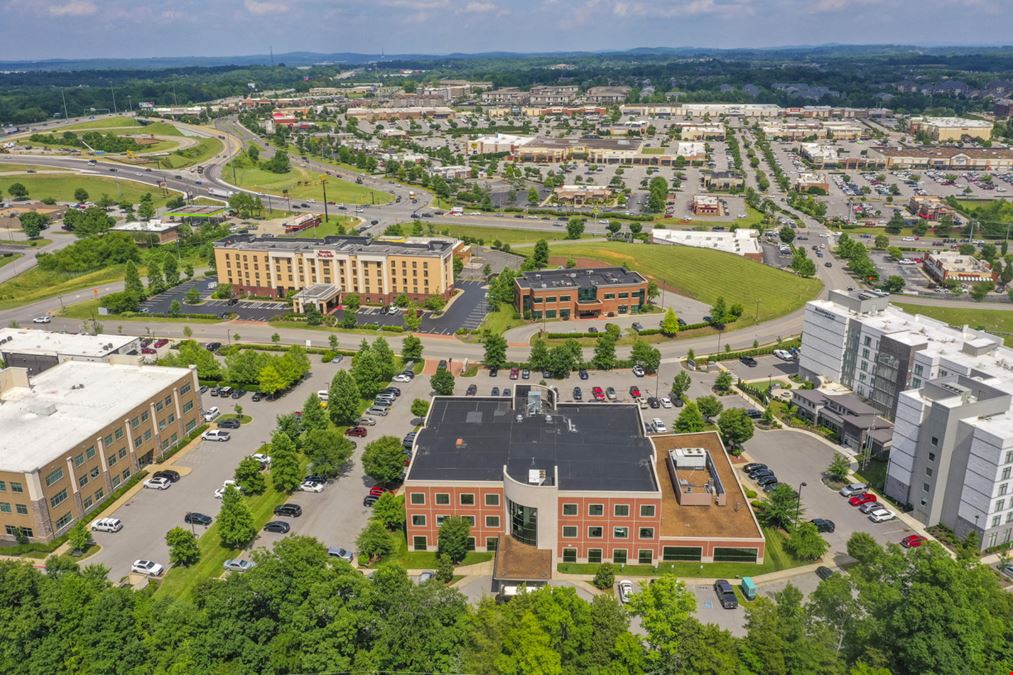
[799,290,1013,550]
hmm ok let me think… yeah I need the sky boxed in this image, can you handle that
[1,0,1010,61]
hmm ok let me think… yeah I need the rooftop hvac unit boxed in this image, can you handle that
[528,469,547,484]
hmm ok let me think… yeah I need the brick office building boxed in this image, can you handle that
[514,267,649,320]
[403,388,765,586]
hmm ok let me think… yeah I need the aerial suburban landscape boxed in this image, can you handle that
[1,2,1012,673]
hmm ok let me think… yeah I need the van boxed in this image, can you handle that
[91,517,123,533]
[317,389,329,402]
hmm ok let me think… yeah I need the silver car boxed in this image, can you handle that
[328,547,354,563]
[223,559,256,573]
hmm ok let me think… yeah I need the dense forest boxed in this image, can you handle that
[4,47,1013,125]
[2,532,1010,674]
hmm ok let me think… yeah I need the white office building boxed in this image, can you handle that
[799,290,1013,549]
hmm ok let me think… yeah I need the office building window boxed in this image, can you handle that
[73,454,84,467]
[663,546,702,561]
[639,527,655,539]
[485,493,500,506]
[79,476,88,488]
[562,503,578,516]
[640,504,656,518]
[486,537,499,551]
[588,526,603,538]
[412,515,426,526]
[0,481,5,492]
[614,504,630,517]
[923,483,930,492]
[86,446,96,459]
[11,482,23,493]
[613,549,627,564]
[562,526,578,538]
[90,467,99,479]
[931,436,939,446]
[925,467,933,477]
[562,548,577,563]
[929,453,936,462]
[16,504,28,515]
[1002,467,1012,481]
[413,536,427,551]
[435,493,450,505]
[109,454,118,467]
[45,468,64,487]
[114,428,124,440]
[410,493,425,505]
[55,512,73,530]
[460,493,475,506]
[0,503,9,512]
[5,526,32,538]
[992,516,1001,528]
[588,504,604,516]
[638,549,653,564]
[588,549,603,564]
[613,527,629,539]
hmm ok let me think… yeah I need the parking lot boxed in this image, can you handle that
[86,352,430,581]
[140,278,289,321]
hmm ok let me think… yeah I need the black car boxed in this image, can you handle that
[363,494,380,507]
[403,432,417,449]
[815,566,835,580]
[437,360,448,370]
[579,369,589,380]
[743,463,767,474]
[647,397,660,409]
[184,512,212,526]
[251,392,263,402]
[672,397,684,407]
[264,521,291,534]
[218,418,240,429]
[491,386,500,396]
[205,342,222,352]
[542,369,552,379]
[756,474,779,487]
[382,387,401,397]
[762,482,780,493]
[747,465,773,477]
[745,409,763,419]
[631,322,644,332]
[153,470,181,483]
[466,384,478,396]
[231,390,246,399]
[713,579,738,609]
[274,504,303,518]
[588,327,599,334]
[811,518,836,533]
[304,474,327,485]
[489,367,499,377]
[739,356,758,367]
[199,385,208,394]
[573,387,583,401]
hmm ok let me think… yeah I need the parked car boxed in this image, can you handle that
[868,508,896,523]
[152,469,180,483]
[815,566,835,580]
[202,429,231,442]
[502,387,511,397]
[32,315,51,324]
[521,369,531,380]
[647,397,661,409]
[859,501,883,514]
[849,493,878,507]
[839,482,868,497]
[631,322,644,333]
[328,547,354,563]
[346,426,368,438]
[579,369,589,380]
[572,387,582,401]
[365,407,389,417]
[250,453,272,466]
[357,417,377,427]
[605,387,617,401]
[202,407,220,422]
[184,512,213,526]
[739,356,758,367]
[91,517,123,533]
[363,494,380,507]
[651,418,668,433]
[274,503,303,518]
[743,463,767,474]
[713,579,738,609]
[632,365,646,377]
[756,475,778,487]
[491,386,500,396]
[773,349,794,361]
[263,521,291,534]
[509,367,520,380]
[205,342,222,352]
[144,477,172,490]
[393,373,412,383]
[251,392,264,402]
[218,418,240,429]
[900,534,927,548]
[224,559,256,573]
[299,480,325,493]
[810,518,836,533]
[592,386,605,401]
[629,386,642,398]
[617,579,634,604]
[218,387,233,397]
[131,560,164,576]
[466,384,478,396]
[661,397,673,408]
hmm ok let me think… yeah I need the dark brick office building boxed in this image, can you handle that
[514,267,649,320]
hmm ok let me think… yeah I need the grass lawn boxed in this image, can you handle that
[0,174,177,205]
[557,527,802,578]
[0,253,21,270]
[641,147,667,155]
[477,303,525,335]
[855,458,889,492]
[157,137,224,169]
[60,116,141,131]
[0,163,68,173]
[419,223,588,245]
[226,160,392,205]
[0,265,124,310]
[1,238,51,248]
[58,298,224,324]
[153,481,289,602]
[293,216,360,238]
[544,241,823,328]
[893,302,1013,347]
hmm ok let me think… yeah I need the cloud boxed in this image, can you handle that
[612,0,751,18]
[47,0,97,16]
[244,0,288,15]
[376,0,449,8]
[464,1,497,12]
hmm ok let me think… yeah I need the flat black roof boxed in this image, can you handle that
[408,394,658,492]
[515,266,645,291]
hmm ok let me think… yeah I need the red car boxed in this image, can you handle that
[153,339,169,348]
[629,386,641,398]
[345,426,367,438]
[509,367,520,380]
[900,534,926,548]
[591,386,606,401]
[849,493,878,507]
[369,485,394,497]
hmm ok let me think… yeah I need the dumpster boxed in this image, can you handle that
[740,577,757,601]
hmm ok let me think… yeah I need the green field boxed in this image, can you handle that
[0,265,124,310]
[293,216,360,238]
[419,223,590,245]
[60,116,141,131]
[0,174,176,205]
[641,147,666,155]
[226,160,392,205]
[0,163,67,173]
[894,302,1013,346]
[0,253,21,270]
[156,136,224,169]
[544,241,823,327]
[59,298,224,324]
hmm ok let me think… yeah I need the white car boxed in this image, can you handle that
[651,418,668,433]
[660,397,673,408]
[898,259,917,265]
[868,508,896,523]
[223,559,257,573]
[90,517,123,533]
[839,482,868,497]
[299,480,325,493]
[356,417,377,426]
[773,349,794,361]
[317,389,329,402]
[214,480,242,499]
[202,429,231,442]
[32,315,51,324]
[902,236,915,241]
[393,373,412,383]
[617,579,634,604]
[144,477,171,490]
[202,407,220,422]
[131,560,164,576]
[250,452,272,465]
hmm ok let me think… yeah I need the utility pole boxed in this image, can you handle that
[60,87,70,120]
[110,85,118,114]
[321,178,329,224]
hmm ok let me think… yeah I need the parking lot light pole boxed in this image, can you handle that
[795,481,808,527]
